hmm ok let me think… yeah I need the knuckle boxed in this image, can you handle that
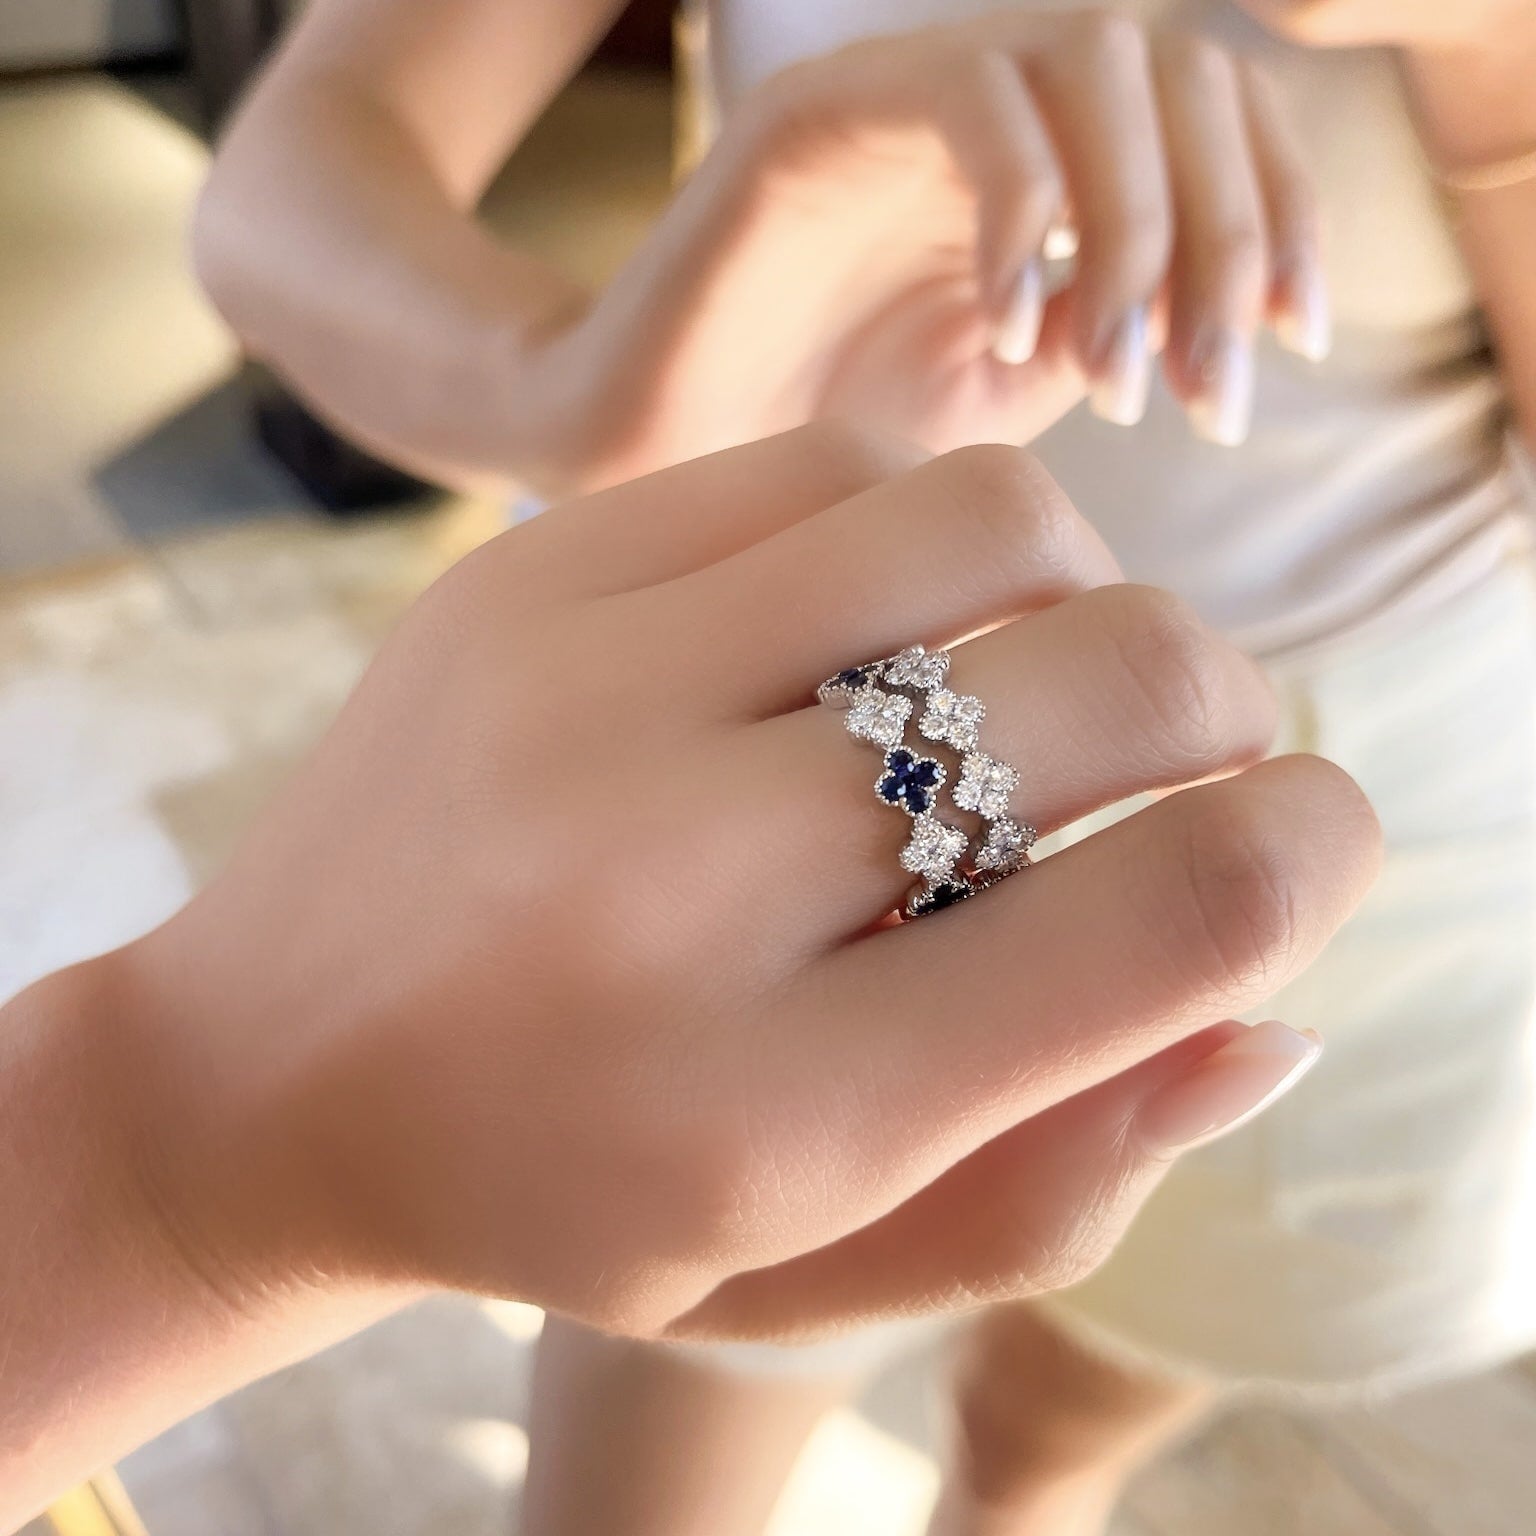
[1095,200,1173,287]
[1073,8,1146,65]
[1099,587,1235,773]
[790,419,931,498]
[1176,792,1305,997]
[932,444,1084,582]
[1206,222,1269,295]
[997,1220,1120,1299]
[1167,31,1236,85]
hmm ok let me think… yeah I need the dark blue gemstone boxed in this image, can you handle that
[913,762,940,788]
[886,749,914,771]
[879,777,902,802]
[907,787,931,812]
[837,667,867,690]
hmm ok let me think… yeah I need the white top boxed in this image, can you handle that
[696,0,1530,659]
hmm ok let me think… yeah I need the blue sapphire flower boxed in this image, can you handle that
[878,748,945,815]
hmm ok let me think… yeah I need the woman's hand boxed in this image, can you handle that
[5,427,1380,1518]
[101,425,1376,1340]
[537,10,1324,486]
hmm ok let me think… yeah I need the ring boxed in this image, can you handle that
[881,646,1038,880]
[819,644,1037,919]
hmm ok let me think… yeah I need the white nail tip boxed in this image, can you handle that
[1161,1020,1324,1152]
[993,261,1044,366]
[1276,268,1332,362]
[1088,308,1151,427]
[1189,333,1254,447]
[1276,303,1332,363]
[1202,1022,1322,1136]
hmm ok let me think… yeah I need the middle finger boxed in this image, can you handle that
[1154,34,1272,445]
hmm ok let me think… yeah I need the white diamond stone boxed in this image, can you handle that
[975,817,1037,873]
[845,686,911,750]
[919,687,985,751]
[953,753,1021,820]
[900,815,969,882]
[884,644,950,690]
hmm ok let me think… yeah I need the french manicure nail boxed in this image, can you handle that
[1088,306,1151,427]
[1137,1020,1322,1153]
[1275,261,1332,362]
[1187,325,1255,447]
[993,259,1044,366]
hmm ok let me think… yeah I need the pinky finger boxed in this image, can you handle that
[668,1021,1319,1343]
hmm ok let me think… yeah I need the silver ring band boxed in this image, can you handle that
[820,645,1036,917]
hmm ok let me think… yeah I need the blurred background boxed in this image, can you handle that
[4,4,1536,1534]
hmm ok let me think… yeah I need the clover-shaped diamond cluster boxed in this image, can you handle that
[844,686,911,750]
[919,687,985,751]
[900,815,968,882]
[975,817,1037,874]
[953,752,1020,821]
[883,644,949,690]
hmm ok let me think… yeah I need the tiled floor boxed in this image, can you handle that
[8,64,1536,1536]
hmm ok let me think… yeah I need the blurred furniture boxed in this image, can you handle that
[0,0,179,70]
[176,0,284,132]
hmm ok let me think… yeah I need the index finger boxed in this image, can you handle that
[500,421,930,597]
[780,754,1379,1214]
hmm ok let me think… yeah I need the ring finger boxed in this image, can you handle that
[735,578,1277,944]
[1154,34,1273,445]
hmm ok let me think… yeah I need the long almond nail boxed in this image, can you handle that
[1088,306,1151,427]
[993,259,1044,366]
[1187,325,1254,446]
[1137,1020,1321,1153]
[1275,261,1331,362]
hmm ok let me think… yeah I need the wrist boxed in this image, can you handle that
[0,950,415,1522]
[1,957,234,1312]
[0,959,255,1520]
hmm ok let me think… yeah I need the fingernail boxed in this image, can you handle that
[1275,261,1331,362]
[1088,306,1151,427]
[1187,325,1254,446]
[993,259,1044,366]
[1137,1020,1322,1153]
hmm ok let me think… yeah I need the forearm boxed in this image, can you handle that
[1405,29,1536,449]
[195,68,590,493]
[0,955,404,1527]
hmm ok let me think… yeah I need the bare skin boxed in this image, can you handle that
[0,427,1376,1526]
[521,1318,862,1536]
[190,1,1535,1532]
[195,5,1328,493]
[925,1306,1212,1536]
